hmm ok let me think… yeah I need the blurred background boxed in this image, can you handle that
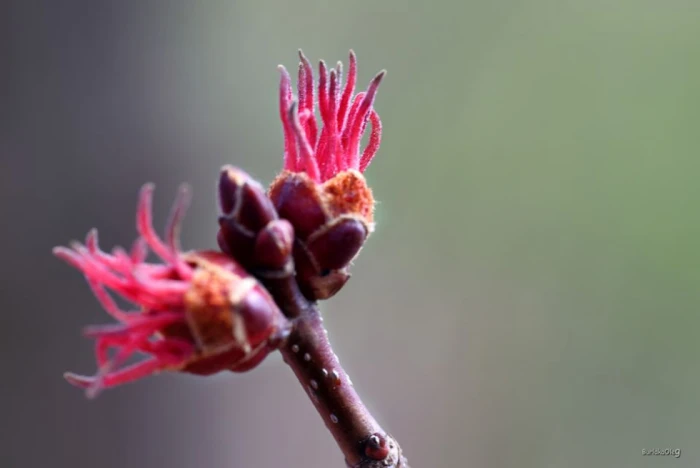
[2,1,699,467]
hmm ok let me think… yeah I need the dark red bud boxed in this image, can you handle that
[218,165,277,231]
[254,219,294,270]
[292,241,318,283]
[269,172,328,239]
[293,241,350,299]
[269,171,376,300]
[217,217,256,266]
[185,344,271,375]
[239,182,277,231]
[170,250,285,379]
[218,166,281,268]
[237,283,280,344]
[364,433,390,460]
[229,346,272,372]
[306,269,350,300]
[218,167,240,214]
[306,216,367,270]
[217,229,232,256]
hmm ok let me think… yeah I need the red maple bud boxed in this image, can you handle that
[54,184,287,397]
[217,165,294,271]
[270,50,385,300]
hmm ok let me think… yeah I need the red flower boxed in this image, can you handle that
[277,50,385,182]
[269,51,386,300]
[54,185,286,397]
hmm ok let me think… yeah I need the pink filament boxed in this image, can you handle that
[277,50,384,181]
[278,66,298,172]
[346,71,385,169]
[337,50,357,131]
[54,184,197,396]
[298,50,317,147]
[359,109,382,172]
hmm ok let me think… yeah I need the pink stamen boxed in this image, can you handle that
[55,183,206,396]
[136,184,193,282]
[359,109,382,172]
[289,102,321,182]
[342,92,366,154]
[54,246,133,298]
[297,62,306,118]
[317,63,341,179]
[75,328,193,398]
[277,51,384,178]
[318,60,330,124]
[298,50,317,146]
[327,69,342,176]
[83,312,184,339]
[84,229,122,272]
[86,278,139,323]
[59,243,184,309]
[334,61,343,99]
[347,71,385,169]
[84,230,170,279]
[337,50,357,132]
[278,66,297,172]
[65,357,172,397]
[85,331,152,397]
[95,336,120,367]
[130,236,148,264]
[164,184,194,280]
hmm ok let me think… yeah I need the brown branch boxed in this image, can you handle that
[261,271,410,468]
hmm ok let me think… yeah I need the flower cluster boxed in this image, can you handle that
[268,50,385,299]
[55,51,384,395]
[55,185,286,397]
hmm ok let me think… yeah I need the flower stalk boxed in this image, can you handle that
[260,270,409,467]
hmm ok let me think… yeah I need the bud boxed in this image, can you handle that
[254,218,294,270]
[364,433,390,460]
[54,184,287,397]
[218,166,294,272]
[271,50,385,300]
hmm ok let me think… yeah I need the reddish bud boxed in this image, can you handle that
[217,166,293,271]
[54,184,287,397]
[364,433,390,460]
[307,269,351,300]
[268,171,328,239]
[218,166,277,229]
[254,219,294,270]
[269,169,374,300]
[306,216,367,270]
[293,241,351,300]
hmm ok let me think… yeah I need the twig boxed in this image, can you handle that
[261,271,409,468]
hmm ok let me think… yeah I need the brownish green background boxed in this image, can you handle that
[2,1,699,467]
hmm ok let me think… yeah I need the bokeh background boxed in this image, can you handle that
[2,1,699,467]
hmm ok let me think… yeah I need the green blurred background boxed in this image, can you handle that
[2,1,699,467]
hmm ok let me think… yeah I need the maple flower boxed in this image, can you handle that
[277,49,384,182]
[269,50,386,300]
[54,185,286,397]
